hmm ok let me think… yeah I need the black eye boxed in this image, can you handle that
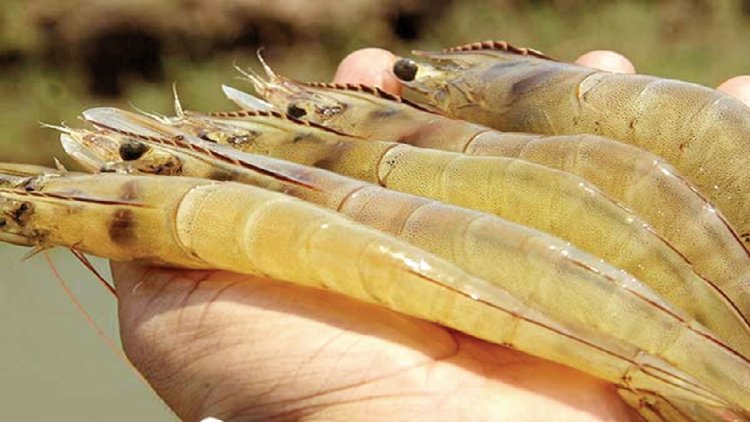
[119,140,149,161]
[393,59,418,81]
[287,104,307,118]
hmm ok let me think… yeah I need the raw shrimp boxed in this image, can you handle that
[0,169,739,416]
[60,120,750,413]
[85,107,750,353]
[222,78,750,326]
[391,40,750,244]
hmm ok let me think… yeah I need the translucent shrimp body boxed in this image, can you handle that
[0,170,740,415]
[393,41,750,246]
[62,118,750,411]
[223,80,750,327]
[103,107,750,354]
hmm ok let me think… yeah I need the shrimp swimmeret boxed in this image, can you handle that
[0,164,744,418]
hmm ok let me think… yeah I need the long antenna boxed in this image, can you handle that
[70,248,117,298]
[43,251,121,354]
[42,251,151,388]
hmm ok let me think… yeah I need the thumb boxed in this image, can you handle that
[333,48,403,95]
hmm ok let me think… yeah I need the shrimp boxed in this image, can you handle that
[391,40,750,244]
[222,76,750,330]
[0,168,741,417]
[84,107,750,355]
[58,117,750,413]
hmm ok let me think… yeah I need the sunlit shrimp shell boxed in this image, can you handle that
[392,40,750,245]
[91,106,750,355]
[221,80,750,328]
[60,117,750,414]
[2,170,743,416]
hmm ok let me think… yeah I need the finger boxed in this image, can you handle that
[717,76,750,107]
[575,50,636,74]
[333,47,403,95]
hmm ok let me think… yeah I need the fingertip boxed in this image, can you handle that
[333,48,403,95]
[575,50,636,74]
[717,76,750,107]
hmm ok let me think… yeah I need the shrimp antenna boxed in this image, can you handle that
[41,250,148,387]
[39,121,74,135]
[256,47,279,81]
[172,82,184,118]
[128,102,172,124]
[233,61,269,96]
[70,248,117,298]
[22,244,53,261]
[43,251,117,346]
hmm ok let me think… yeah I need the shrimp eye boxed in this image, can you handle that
[119,140,149,161]
[393,59,418,81]
[287,104,307,118]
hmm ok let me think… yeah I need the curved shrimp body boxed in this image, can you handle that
[62,117,750,408]
[224,81,750,330]
[116,107,750,354]
[393,41,750,243]
[1,170,740,414]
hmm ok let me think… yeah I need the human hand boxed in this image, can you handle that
[118,45,750,421]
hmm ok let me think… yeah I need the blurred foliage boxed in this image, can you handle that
[0,0,749,166]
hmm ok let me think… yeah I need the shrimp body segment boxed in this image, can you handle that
[223,80,750,327]
[1,170,740,413]
[104,107,750,355]
[393,41,750,243]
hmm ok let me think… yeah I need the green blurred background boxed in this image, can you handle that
[1,0,749,419]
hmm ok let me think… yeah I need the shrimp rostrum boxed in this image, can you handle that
[1,166,744,418]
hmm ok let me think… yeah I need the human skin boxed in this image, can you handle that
[113,48,750,421]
